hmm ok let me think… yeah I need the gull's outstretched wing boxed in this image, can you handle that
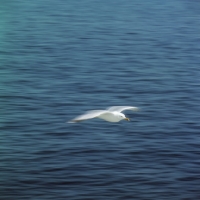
[107,106,139,113]
[68,110,109,123]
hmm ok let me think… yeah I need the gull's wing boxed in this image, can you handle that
[68,110,109,123]
[107,106,139,113]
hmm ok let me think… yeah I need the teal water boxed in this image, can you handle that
[1,0,200,199]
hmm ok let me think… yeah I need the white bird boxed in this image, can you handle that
[68,106,139,123]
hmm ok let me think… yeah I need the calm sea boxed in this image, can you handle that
[1,0,200,199]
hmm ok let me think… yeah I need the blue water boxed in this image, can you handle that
[1,0,200,199]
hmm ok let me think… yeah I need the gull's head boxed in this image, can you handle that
[118,113,130,121]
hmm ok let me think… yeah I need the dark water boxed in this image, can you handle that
[1,0,200,199]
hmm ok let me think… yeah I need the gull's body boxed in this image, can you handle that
[68,106,139,123]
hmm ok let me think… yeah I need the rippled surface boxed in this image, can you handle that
[1,0,200,199]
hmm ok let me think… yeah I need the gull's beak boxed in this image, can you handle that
[125,118,130,121]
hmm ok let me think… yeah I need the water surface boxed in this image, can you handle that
[1,0,200,199]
